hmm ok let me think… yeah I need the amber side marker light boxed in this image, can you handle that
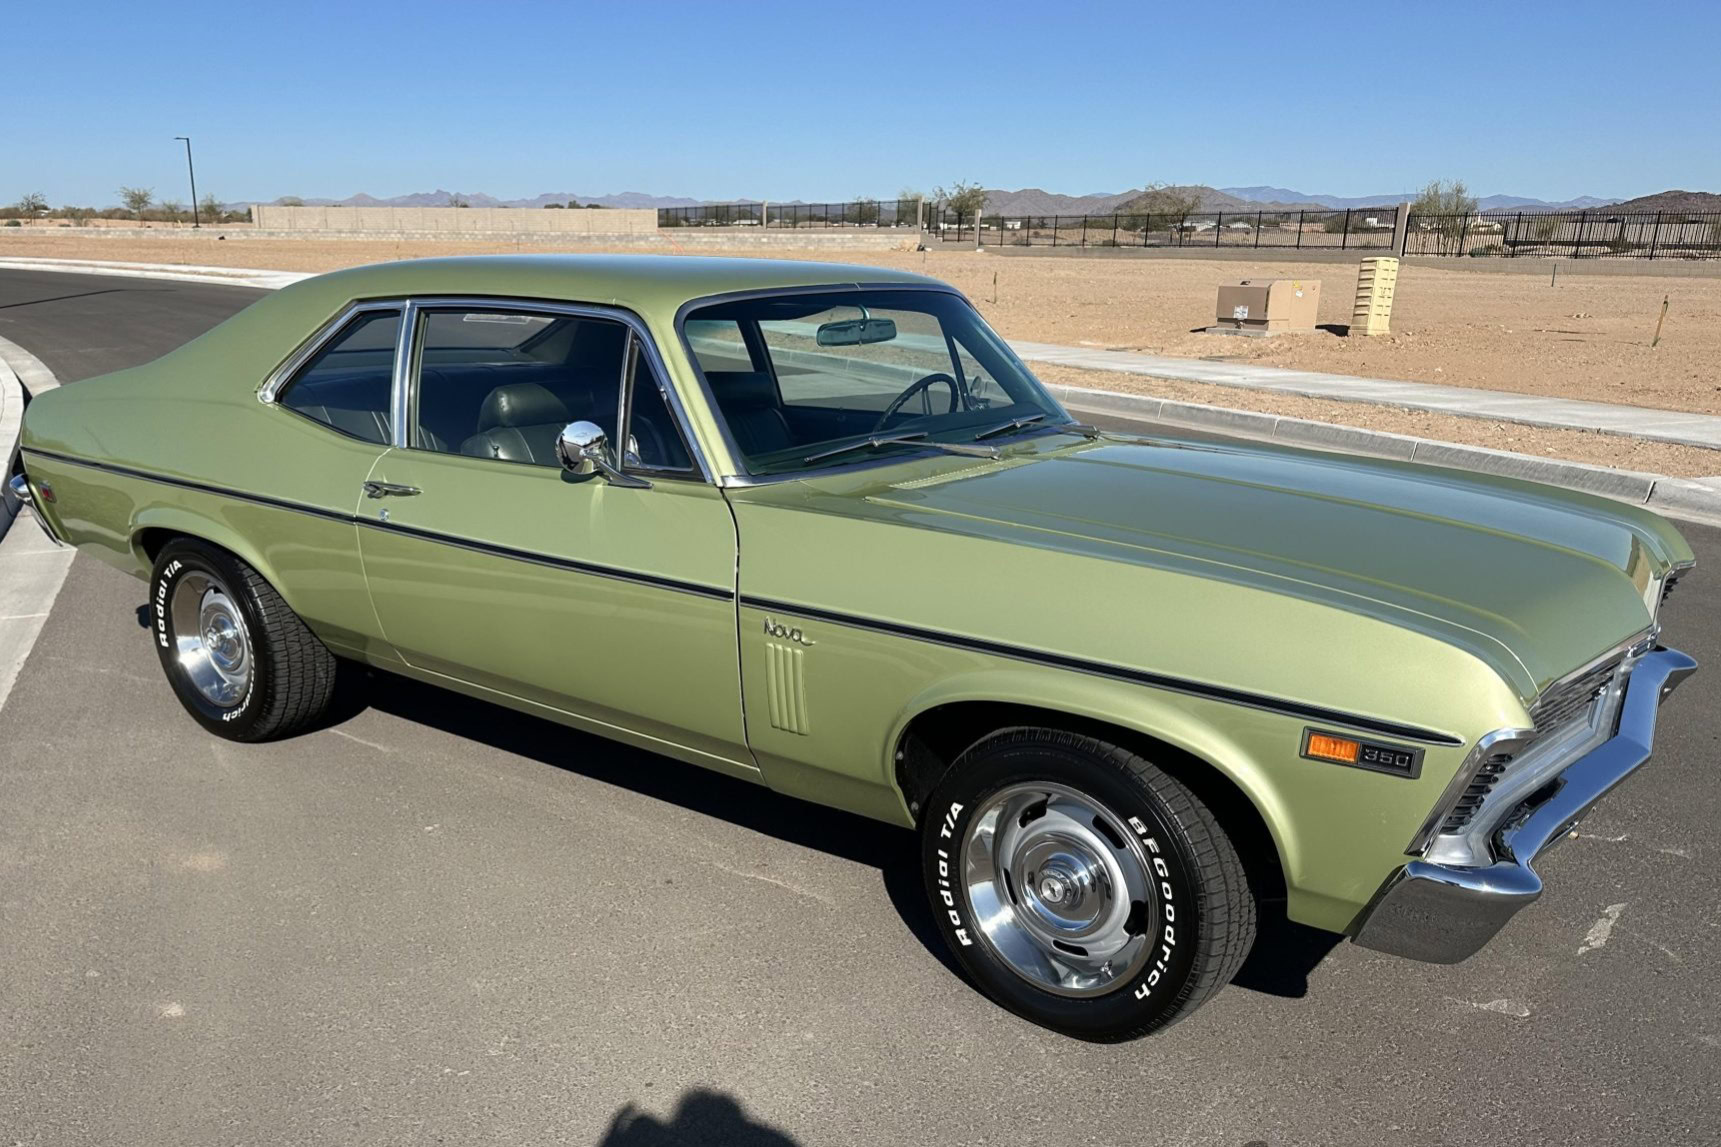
[1300,728,1425,779]
[1304,732,1360,764]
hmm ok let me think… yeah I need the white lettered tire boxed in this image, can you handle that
[921,728,1256,1040]
[149,539,338,742]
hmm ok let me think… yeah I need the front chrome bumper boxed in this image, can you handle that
[6,472,64,545]
[1350,646,1697,964]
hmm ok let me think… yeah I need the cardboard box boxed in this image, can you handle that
[1212,279,1322,334]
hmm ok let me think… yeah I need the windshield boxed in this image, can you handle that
[682,288,1067,475]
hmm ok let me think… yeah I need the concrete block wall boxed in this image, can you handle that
[251,205,657,234]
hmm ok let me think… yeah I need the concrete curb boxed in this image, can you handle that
[0,256,309,291]
[1057,384,1721,528]
[1,332,64,541]
[0,344,23,537]
[0,334,75,717]
[2,257,1718,528]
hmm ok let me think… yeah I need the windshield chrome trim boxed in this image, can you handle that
[674,281,1062,483]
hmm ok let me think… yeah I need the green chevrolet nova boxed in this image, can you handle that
[10,255,1698,1039]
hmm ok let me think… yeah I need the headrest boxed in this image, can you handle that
[707,371,778,411]
[476,383,571,431]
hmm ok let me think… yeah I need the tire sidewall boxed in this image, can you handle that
[150,544,268,739]
[922,736,1204,1039]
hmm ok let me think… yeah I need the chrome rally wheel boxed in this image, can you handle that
[149,538,338,742]
[169,571,253,709]
[962,782,1155,997]
[921,728,1257,1040]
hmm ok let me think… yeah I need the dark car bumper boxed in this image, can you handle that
[1350,646,1697,964]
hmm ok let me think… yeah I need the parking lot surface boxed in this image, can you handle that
[2,269,1717,1146]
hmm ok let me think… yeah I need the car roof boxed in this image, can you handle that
[290,254,946,319]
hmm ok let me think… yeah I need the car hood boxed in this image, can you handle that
[864,437,1688,698]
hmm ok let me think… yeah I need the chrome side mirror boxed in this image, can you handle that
[556,421,650,488]
[556,420,608,476]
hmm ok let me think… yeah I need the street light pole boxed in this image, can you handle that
[174,136,200,228]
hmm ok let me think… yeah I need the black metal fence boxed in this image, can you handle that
[929,207,1402,251]
[1404,211,1721,260]
[656,198,1721,261]
[659,198,922,228]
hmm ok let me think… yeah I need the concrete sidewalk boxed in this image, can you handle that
[1010,340,1721,452]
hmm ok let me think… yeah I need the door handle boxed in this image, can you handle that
[363,481,421,499]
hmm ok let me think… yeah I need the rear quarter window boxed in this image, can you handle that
[278,310,401,444]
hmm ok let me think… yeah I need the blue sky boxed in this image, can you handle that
[10,0,1718,207]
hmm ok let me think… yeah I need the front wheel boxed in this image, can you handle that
[149,539,338,742]
[921,729,1256,1040]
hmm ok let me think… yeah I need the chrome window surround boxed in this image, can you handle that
[671,282,1076,489]
[1408,627,1657,866]
[261,295,712,483]
[257,301,404,440]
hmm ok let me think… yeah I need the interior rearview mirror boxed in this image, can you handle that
[816,317,897,346]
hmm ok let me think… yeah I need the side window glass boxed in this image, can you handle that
[684,318,753,373]
[278,310,400,444]
[626,358,695,473]
[951,334,1001,408]
[413,307,696,475]
[413,309,627,470]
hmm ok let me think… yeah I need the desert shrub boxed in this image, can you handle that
[3,219,19,227]
[1467,243,1502,256]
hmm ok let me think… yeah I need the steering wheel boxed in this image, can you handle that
[872,373,961,432]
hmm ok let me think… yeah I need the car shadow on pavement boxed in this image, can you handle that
[348,667,965,981]
[597,1088,802,1146]
[1229,900,1342,998]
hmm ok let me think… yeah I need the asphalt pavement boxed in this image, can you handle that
[1,268,1717,1146]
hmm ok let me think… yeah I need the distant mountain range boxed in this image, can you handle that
[268,189,704,209]
[257,184,1695,215]
[980,186,1623,215]
[1605,189,1721,213]
[1218,186,1619,211]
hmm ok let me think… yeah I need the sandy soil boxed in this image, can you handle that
[1034,363,1721,478]
[3,233,1718,475]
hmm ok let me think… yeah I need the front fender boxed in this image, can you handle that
[887,666,1297,883]
[885,665,1475,934]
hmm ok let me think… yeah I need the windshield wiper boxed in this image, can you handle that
[972,415,1101,442]
[803,432,998,465]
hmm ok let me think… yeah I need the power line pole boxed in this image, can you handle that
[174,136,200,228]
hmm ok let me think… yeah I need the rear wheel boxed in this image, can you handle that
[921,728,1256,1040]
[149,539,337,741]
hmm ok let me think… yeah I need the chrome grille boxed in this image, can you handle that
[1529,656,1620,733]
[1439,752,1514,834]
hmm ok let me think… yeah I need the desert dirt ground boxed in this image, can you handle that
[5,233,1718,475]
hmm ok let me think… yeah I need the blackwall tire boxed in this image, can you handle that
[149,539,338,742]
[921,728,1257,1040]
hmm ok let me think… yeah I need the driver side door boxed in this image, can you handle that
[355,299,751,776]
